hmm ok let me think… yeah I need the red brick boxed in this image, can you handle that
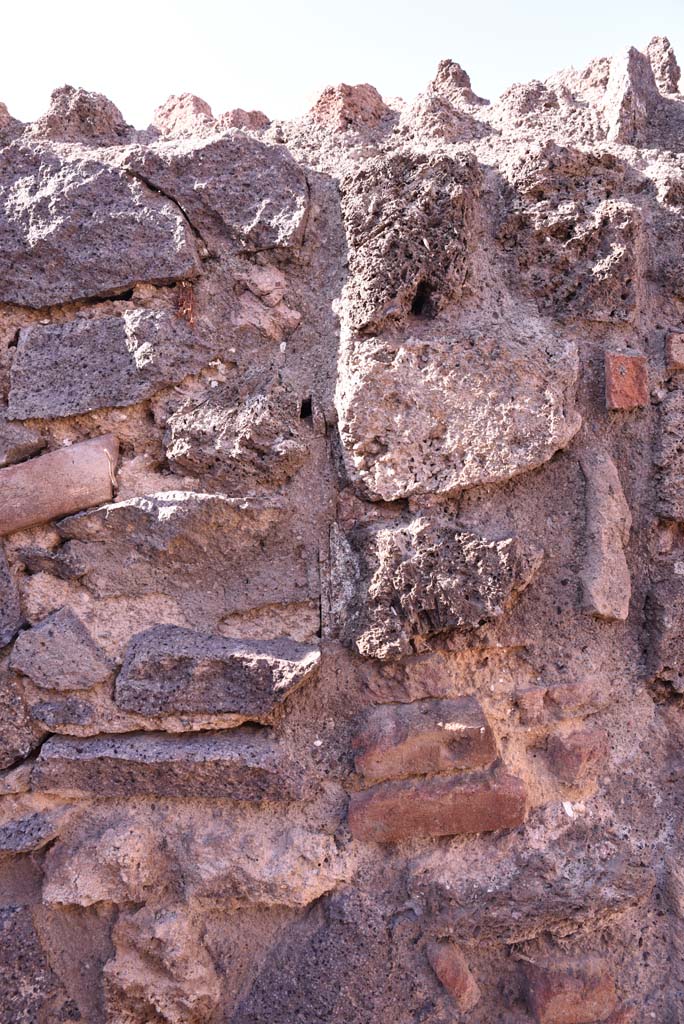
[353,698,497,782]
[427,941,480,1011]
[523,955,617,1024]
[0,434,118,536]
[347,771,526,843]
[665,331,684,372]
[547,727,609,784]
[604,352,648,411]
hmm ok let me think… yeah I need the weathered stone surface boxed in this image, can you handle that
[604,47,660,144]
[523,955,617,1024]
[579,449,632,620]
[0,411,44,468]
[32,729,303,800]
[0,546,21,648]
[427,941,481,1012]
[104,905,221,1024]
[152,93,215,137]
[647,36,681,94]
[0,434,118,537]
[30,84,134,144]
[0,811,64,856]
[647,569,684,692]
[114,625,319,719]
[604,352,649,411]
[335,517,542,659]
[0,907,60,1023]
[0,141,198,307]
[656,389,684,519]
[665,331,684,372]
[164,379,309,488]
[8,311,213,420]
[53,491,317,625]
[10,607,113,691]
[30,697,96,727]
[219,108,270,131]
[339,151,480,333]
[336,322,581,500]
[348,771,527,842]
[547,727,609,784]
[353,697,497,782]
[311,83,390,132]
[0,662,45,769]
[122,133,310,253]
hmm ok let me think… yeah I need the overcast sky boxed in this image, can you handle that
[2,0,683,128]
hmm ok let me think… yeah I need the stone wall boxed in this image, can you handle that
[1,36,683,1023]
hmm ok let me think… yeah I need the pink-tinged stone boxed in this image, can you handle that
[427,941,480,1011]
[348,771,527,843]
[523,955,618,1024]
[353,698,497,782]
[604,352,648,410]
[0,434,118,536]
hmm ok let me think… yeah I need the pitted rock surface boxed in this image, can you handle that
[1,36,684,1023]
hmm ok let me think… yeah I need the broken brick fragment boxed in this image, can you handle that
[604,351,648,411]
[427,940,480,1011]
[523,955,618,1024]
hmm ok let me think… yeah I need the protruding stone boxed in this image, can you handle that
[646,36,681,94]
[114,625,319,720]
[339,151,480,333]
[336,324,581,501]
[0,811,64,856]
[8,311,213,420]
[335,517,542,660]
[427,940,481,1012]
[0,663,45,769]
[348,771,527,842]
[656,389,684,519]
[164,379,309,489]
[151,93,215,136]
[353,698,497,782]
[0,434,118,537]
[0,141,198,308]
[0,544,22,647]
[311,83,390,132]
[219,108,270,130]
[9,607,113,691]
[53,491,317,627]
[604,47,660,144]
[522,955,617,1024]
[104,905,221,1024]
[547,727,609,785]
[31,85,134,144]
[0,908,60,1020]
[32,729,304,800]
[604,351,648,410]
[122,133,310,253]
[579,449,632,621]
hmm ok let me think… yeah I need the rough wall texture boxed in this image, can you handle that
[1,37,684,1023]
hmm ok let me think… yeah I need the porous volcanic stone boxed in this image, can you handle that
[0,141,198,308]
[0,545,21,648]
[32,729,303,800]
[522,955,617,1024]
[8,311,213,420]
[9,607,113,691]
[0,811,64,856]
[114,625,320,719]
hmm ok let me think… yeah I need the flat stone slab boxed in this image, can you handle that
[115,625,320,719]
[32,730,303,800]
[348,771,527,842]
[0,811,64,856]
[10,607,113,691]
[8,311,213,420]
[0,140,198,308]
[353,697,497,782]
[0,434,118,537]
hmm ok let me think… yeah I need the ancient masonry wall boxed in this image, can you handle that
[0,36,684,1023]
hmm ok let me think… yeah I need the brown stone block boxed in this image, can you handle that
[353,698,497,782]
[348,771,526,843]
[427,940,480,1011]
[0,434,118,536]
[547,727,609,784]
[665,331,684,372]
[604,351,648,411]
[523,955,617,1024]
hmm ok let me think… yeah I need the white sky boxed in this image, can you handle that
[2,0,683,128]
